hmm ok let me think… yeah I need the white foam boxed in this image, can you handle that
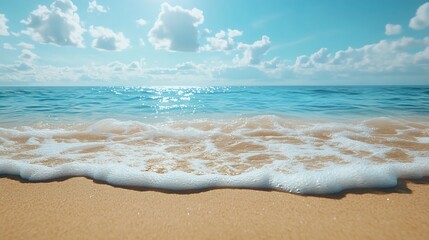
[1,159,428,194]
[0,116,428,194]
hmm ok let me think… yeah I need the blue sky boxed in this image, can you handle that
[0,0,428,86]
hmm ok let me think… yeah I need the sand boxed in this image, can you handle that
[0,177,428,240]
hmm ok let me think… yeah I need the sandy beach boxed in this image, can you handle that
[1,177,428,240]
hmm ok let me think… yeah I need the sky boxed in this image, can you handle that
[0,0,428,86]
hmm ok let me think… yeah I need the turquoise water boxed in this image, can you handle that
[1,86,428,194]
[1,86,428,126]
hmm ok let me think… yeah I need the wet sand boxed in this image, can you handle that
[1,177,428,240]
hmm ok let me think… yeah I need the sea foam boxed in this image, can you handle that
[1,116,428,194]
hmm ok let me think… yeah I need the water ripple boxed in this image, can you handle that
[0,86,428,125]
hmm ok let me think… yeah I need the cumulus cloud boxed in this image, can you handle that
[148,3,204,52]
[262,57,281,69]
[213,65,268,81]
[0,62,34,75]
[0,14,9,36]
[203,29,243,51]
[0,49,39,78]
[410,2,429,30]
[14,62,34,71]
[94,60,144,76]
[89,26,130,51]
[235,36,271,65]
[291,37,429,74]
[88,0,107,13]
[3,43,15,50]
[136,18,147,27]
[127,60,145,71]
[21,0,85,47]
[175,62,207,75]
[19,49,39,62]
[17,42,35,49]
[176,62,198,71]
[201,28,211,37]
[385,24,402,35]
[145,61,205,76]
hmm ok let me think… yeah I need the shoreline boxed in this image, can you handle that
[1,177,428,239]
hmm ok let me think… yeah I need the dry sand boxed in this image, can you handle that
[1,177,428,240]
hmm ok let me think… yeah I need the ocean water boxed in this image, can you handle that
[0,86,428,194]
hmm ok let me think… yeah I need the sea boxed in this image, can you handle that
[0,86,428,194]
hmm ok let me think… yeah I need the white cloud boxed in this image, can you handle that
[89,26,130,51]
[88,0,107,13]
[0,58,212,84]
[262,57,281,69]
[148,3,204,52]
[213,65,268,81]
[145,61,206,76]
[127,60,144,71]
[14,62,34,71]
[175,62,205,74]
[176,62,197,70]
[235,36,271,65]
[201,28,211,37]
[0,49,39,77]
[136,18,147,27]
[21,0,85,47]
[0,62,34,75]
[0,60,134,83]
[415,46,429,63]
[410,2,429,30]
[385,24,402,35]
[0,14,9,36]
[3,43,15,50]
[228,29,242,38]
[291,37,429,75]
[19,49,39,62]
[203,29,243,52]
[89,60,145,77]
[17,42,35,49]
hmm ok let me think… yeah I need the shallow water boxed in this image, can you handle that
[1,86,428,125]
[0,86,428,194]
